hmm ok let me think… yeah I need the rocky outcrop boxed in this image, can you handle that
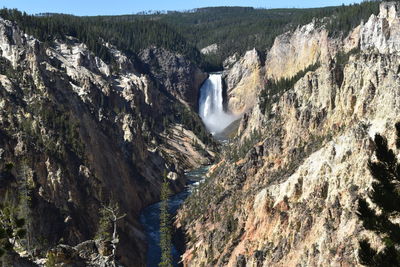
[221,19,358,117]
[139,47,208,109]
[0,17,213,267]
[223,49,264,115]
[177,2,400,266]
[200,43,218,55]
[39,240,120,267]
[360,2,400,54]
[265,20,333,81]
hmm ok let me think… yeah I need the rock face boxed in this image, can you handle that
[360,2,400,54]
[43,240,119,267]
[265,21,332,81]
[223,49,264,115]
[222,18,362,118]
[200,43,219,55]
[0,17,213,266]
[139,47,208,109]
[177,2,400,266]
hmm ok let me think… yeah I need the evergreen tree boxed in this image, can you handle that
[159,172,172,267]
[17,161,33,251]
[0,1,381,71]
[0,163,26,260]
[357,123,400,266]
[0,196,26,259]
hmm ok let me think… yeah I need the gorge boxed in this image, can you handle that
[1,1,400,267]
[140,72,235,266]
[140,167,208,267]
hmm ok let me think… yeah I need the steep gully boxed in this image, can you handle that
[140,73,232,266]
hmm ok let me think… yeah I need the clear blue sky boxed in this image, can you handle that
[1,0,364,16]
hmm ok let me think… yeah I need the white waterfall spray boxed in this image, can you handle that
[199,73,237,134]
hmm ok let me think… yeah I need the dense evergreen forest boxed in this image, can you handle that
[0,9,208,69]
[0,1,382,71]
[133,1,380,67]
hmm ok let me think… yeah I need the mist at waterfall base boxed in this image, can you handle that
[199,74,237,134]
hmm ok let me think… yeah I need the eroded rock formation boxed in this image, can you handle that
[177,2,400,266]
[0,17,213,266]
[223,49,264,115]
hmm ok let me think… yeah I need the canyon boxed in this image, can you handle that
[0,15,214,266]
[0,1,399,267]
[177,2,400,266]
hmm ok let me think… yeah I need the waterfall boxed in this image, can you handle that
[199,73,236,134]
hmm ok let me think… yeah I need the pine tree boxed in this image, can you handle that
[0,196,26,259]
[17,161,32,251]
[159,172,172,267]
[0,164,26,259]
[357,123,400,266]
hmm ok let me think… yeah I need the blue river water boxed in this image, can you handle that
[139,167,209,267]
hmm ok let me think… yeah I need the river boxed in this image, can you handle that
[140,73,231,266]
[139,166,209,267]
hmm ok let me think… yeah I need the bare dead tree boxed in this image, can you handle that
[97,201,126,266]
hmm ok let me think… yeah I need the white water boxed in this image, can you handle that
[199,74,237,134]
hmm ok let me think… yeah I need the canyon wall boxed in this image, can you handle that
[178,2,400,266]
[223,14,362,118]
[223,49,264,115]
[0,17,213,266]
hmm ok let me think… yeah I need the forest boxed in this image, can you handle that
[0,1,382,71]
[135,1,380,67]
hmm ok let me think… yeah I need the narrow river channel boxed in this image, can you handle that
[139,166,209,267]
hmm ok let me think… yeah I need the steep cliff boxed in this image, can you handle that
[222,16,362,119]
[0,17,213,266]
[139,47,208,109]
[223,49,264,115]
[177,2,400,266]
[264,20,332,81]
